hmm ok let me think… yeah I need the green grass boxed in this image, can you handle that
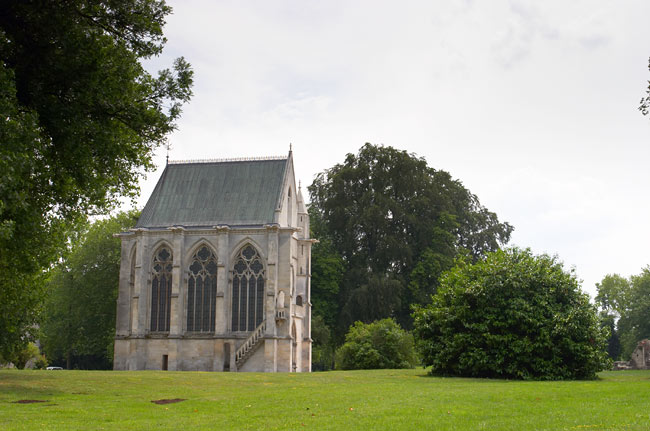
[1,369,649,430]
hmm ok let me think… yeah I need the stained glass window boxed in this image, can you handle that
[231,245,265,332]
[151,246,173,332]
[187,245,218,332]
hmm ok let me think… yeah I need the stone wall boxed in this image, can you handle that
[630,339,650,370]
[114,224,313,372]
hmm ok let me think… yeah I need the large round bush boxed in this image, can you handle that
[336,318,417,370]
[413,248,609,380]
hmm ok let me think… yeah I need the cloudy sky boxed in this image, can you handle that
[135,0,650,298]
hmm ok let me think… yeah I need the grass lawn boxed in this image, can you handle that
[1,368,649,430]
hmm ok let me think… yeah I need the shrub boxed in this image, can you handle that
[336,318,417,370]
[413,248,610,380]
[33,355,48,370]
[11,343,42,369]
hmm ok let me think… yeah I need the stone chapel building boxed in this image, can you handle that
[113,151,314,372]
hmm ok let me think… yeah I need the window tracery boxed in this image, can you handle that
[187,245,217,332]
[151,246,173,332]
[231,245,265,332]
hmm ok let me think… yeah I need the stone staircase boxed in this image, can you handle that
[235,320,266,370]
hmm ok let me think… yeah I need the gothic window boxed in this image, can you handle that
[151,246,173,332]
[187,245,218,332]
[231,245,265,332]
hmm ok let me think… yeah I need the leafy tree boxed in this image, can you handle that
[0,0,192,357]
[308,143,512,334]
[41,211,139,369]
[407,213,458,304]
[309,212,345,331]
[335,318,417,370]
[595,270,650,360]
[311,314,335,371]
[595,274,630,317]
[0,342,46,369]
[340,274,404,328]
[11,343,45,370]
[599,312,621,360]
[413,248,610,380]
[616,268,650,358]
[594,274,630,360]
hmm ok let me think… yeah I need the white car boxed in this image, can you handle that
[46,366,63,370]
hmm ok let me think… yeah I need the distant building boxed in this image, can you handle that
[630,339,650,370]
[613,339,650,370]
[113,151,314,372]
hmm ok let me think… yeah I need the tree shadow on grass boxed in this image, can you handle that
[0,372,64,401]
[1,384,63,401]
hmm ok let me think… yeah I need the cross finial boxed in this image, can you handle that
[166,142,170,165]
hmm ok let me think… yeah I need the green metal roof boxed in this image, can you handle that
[136,158,288,228]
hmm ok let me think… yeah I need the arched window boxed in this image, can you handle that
[296,295,303,306]
[151,246,173,332]
[231,245,265,332]
[187,245,217,332]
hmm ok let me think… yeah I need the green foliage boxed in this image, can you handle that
[616,268,650,358]
[309,214,345,332]
[308,143,512,337]
[0,0,192,356]
[594,274,630,361]
[599,312,621,360]
[311,314,336,371]
[595,270,650,360]
[408,213,458,304]
[6,343,42,369]
[595,274,630,316]
[41,211,139,369]
[33,355,49,370]
[413,248,610,380]
[335,318,417,370]
[340,275,404,328]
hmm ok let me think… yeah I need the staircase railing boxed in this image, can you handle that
[235,320,266,369]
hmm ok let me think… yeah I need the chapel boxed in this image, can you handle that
[113,150,314,372]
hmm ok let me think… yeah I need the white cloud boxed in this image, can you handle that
[131,0,650,298]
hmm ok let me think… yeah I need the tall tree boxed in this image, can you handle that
[309,207,345,331]
[616,268,650,358]
[308,143,513,336]
[595,270,650,359]
[595,274,631,317]
[0,0,192,357]
[41,211,139,369]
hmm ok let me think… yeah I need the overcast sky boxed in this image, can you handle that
[134,0,650,298]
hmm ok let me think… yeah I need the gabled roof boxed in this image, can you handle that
[136,156,289,228]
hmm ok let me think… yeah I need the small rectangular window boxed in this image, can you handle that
[162,354,168,371]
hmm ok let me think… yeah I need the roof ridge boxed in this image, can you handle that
[168,156,286,164]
